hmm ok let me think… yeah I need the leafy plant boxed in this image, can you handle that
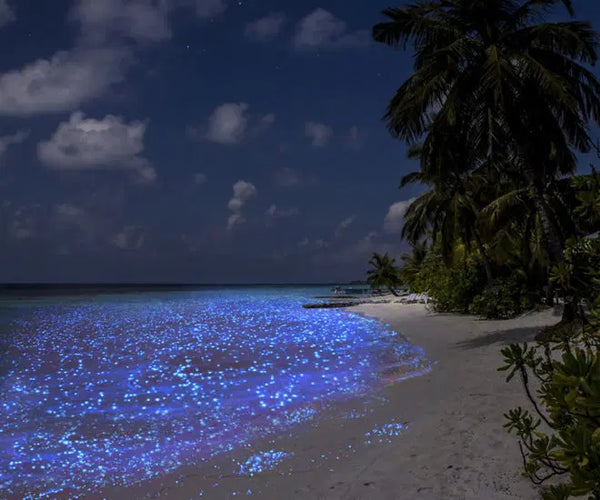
[502,237,600,499]
[470,275,542,319]
[366,252,402,295]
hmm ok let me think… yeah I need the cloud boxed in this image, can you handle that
[71,0,171,44]
[384,197,417,235]
[265,204,299,225]
[0,0,15,27]
[334,216,355,237]
[205,102,249,145]
[298,237,329,250]
[228,180,257,211]
[227,212,246,232]
[113,225,145,250]
[0,130,28,159]
[345,126,366,148]
[331,231,381,264]
[38,112,156,181]
[227,180,257,231]
[260,113,276,128]
[193,172,207,185]
[194,0,228,18]
[273,166,317,187]
[10,205,43,241]
[0,48,129,116]
[274,167,301,187]
[293,8,369,51]
[245,12,286,41]
[305,121,333,147]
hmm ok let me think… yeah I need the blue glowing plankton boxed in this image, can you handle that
[0,288,429,497]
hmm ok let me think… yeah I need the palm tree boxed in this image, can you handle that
[399,241,428,284]
[367,252,402,295]
[400,166,496,282]
[373,0,600,263]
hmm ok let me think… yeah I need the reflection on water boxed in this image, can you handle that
[0,288,429,498]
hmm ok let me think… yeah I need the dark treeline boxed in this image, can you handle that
[368,1,600,497]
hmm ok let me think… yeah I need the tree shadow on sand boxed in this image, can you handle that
[454,326,543,350]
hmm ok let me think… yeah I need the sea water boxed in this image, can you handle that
[0,287,428,498]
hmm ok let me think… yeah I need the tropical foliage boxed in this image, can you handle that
[366,252,402,295]
[371,0,600,320]
[500,236,600,499]
[370,2,600,495]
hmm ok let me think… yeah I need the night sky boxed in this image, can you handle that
[0,0,599,284]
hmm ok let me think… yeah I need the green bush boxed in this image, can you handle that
[501,321,600,500]
[469,276,542,319]
[501,237,600,499]
[410,246,487,313]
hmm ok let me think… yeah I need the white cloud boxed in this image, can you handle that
[194,0,228,18]
[384,198,417,235]
[228,180,257,211]
[334,216,355,237]
[265,204,299,225]
[55,203,85,219]
[113,225,145,250]
[205,102,249,145]
[133,163,158,184]
[0,0,15,27]
[193,172,207,185]
[38,112,156,181]
[246,12,286,41]
[305,121,333,147]
[227,213,245,232]
[346,126,365,148]
[260,113,276,127]
[0,48,128,116]
[71,0,171,44]
[227,180,257,231]
[293,8,369,51]
[0,130,28,159]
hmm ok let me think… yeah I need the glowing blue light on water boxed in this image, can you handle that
[0,288,429,497]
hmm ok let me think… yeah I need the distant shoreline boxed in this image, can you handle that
[0,283,340,298]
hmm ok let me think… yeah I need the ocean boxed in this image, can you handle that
[0,286,429,498]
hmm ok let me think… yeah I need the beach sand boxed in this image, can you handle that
[121,303,559,500]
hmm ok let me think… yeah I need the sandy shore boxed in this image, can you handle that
[331,302,558,500]
[119,303,559,500]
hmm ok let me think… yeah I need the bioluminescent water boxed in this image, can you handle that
[0,287,428,498]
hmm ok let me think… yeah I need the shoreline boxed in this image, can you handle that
[110,302,560,499]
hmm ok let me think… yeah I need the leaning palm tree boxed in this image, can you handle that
[373,0,600,263]
[366,252,402,296]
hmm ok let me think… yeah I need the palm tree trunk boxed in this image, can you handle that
[532,190,563,263]
[530,188,575,321]
[474,231,493,283]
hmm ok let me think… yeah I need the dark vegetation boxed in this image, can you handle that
[369,0,600,321]
[370,1,600,496]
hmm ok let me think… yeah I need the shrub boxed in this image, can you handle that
[501,236,600,499]
[500,320,600,500]
[469,276,542,319]
[408,246,487,313]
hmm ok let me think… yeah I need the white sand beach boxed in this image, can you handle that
[121,303,560,500]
